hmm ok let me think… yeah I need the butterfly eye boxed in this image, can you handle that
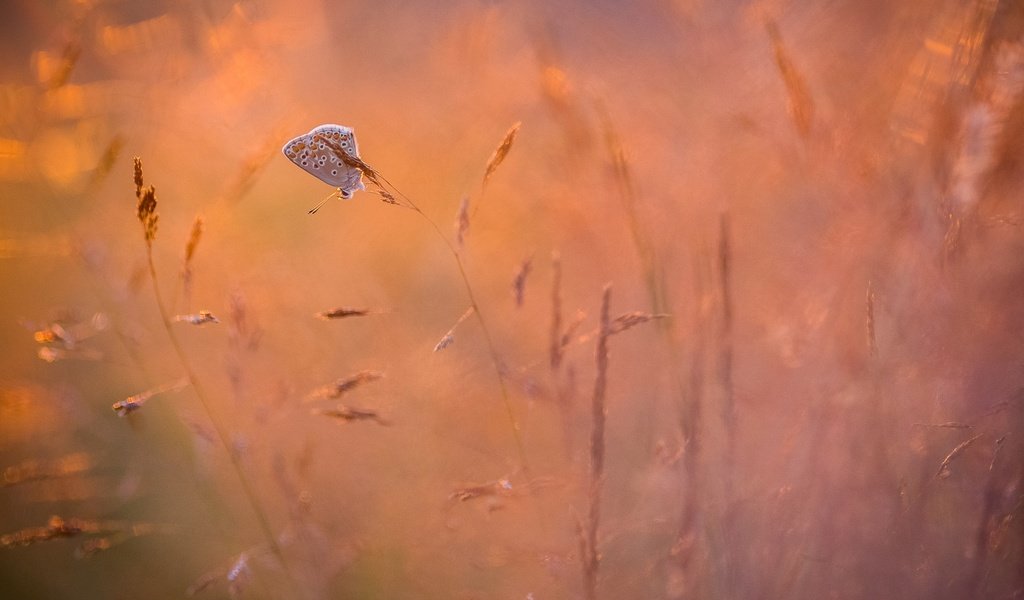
[331,170,337,175]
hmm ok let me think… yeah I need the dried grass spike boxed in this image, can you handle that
[184,216,204,264]
[455,196,470,247]
[228,290,262,351]
[314,404,390,426]
[46,39,81,89]
[512,256,532,307]
[0,515,99,548]
[315,307,377,320]
[133,157,143,196]
[912,422,973,429]
[179,216,204,311]
[227,552,250,596]
[609,311,670,335]
[112,378,189,417]
[318,136,382,188]
[174,311,219,326]
[582,284,613,600]
[550,252,563,369]
[990,435,1006,471]
[3,452,94,487]
[309,370,385,400]
[482,121,521,192]
[866,280,877,358]
[133,158,159,244]
[449,478,513,502]
[87,134,124,190]
[433,333,454,352]
[433,307,474,352]
[936,433,984,478]
[766,20,814,137]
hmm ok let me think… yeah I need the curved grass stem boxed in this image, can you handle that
[143,248,301,598]
[312,137,528,472]
[402,198,529,473]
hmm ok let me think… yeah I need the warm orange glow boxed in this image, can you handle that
[1,1,1022,598]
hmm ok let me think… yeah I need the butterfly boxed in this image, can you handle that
[282,124,366,202]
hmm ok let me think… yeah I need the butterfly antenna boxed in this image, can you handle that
[307,189,339,215]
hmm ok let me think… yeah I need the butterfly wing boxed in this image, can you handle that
[282,124,366,198]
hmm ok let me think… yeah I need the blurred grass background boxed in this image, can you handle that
[1,0,1022,598]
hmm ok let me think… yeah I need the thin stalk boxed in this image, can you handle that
[718,212,735,494]
[143,247,300,598]
[583,284,612,600]
[403,197,529,471]
[314,137,528,470]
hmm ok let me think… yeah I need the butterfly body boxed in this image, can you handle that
[282,124,366,198]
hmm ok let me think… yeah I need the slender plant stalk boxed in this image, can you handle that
[766,19,815,138]
[550,252,564,371]
[134,159,299,598]
[314,136,528,470]
[402,197,529,470]
[673,245,710,585]
[718,212,735,492]
[143,247,301,597]
[866,280,877,358]
[583,284,612,600]
[599,107,709,589]
[549,252,573,459]
[597,105,669,318]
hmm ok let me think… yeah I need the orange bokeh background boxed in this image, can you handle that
[1,1,1022,598]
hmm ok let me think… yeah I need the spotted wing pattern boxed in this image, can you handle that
[282,124,366,199]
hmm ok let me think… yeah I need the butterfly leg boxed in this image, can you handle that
[307,188,341,214]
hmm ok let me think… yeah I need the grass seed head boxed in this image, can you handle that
[512,256,532,307]
[315,307,376,320]
[184,216,204,264]
[609,312,670,335]
[482,121,521,191]
[133,156,143,196]
[134,172,159,246]
[455,196,470,247]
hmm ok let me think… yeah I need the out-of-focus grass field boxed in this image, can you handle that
[1,0,1022,598]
